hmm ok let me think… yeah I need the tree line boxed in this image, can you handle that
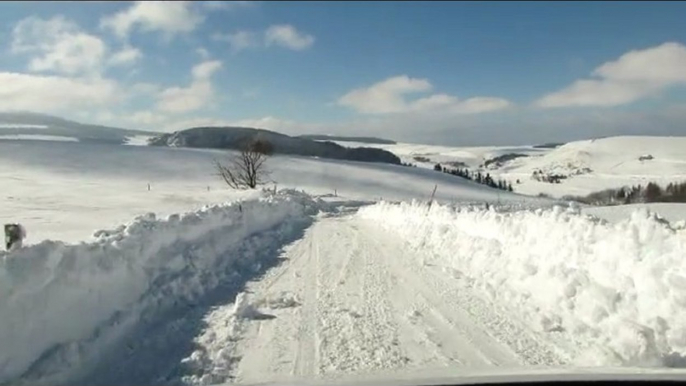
[565,181,686,205]
[434,163,513,192]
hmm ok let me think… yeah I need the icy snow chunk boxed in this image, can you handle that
[233,292,255,318]
[257,291,300,309]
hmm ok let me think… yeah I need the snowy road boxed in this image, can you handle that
[185,213,566,385]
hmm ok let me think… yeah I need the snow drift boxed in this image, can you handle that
[0,190,319,383]
[359,201,686,367]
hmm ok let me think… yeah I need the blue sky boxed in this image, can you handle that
[1,1,686,145]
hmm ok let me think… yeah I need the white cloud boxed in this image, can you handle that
[12,16,107,75]
[165,117,238,131]
[338,75,511,115]
[127,110,170,126]
[232,116,296,130]
[339,76,431,114]
[264,24,315,51]
[202,1,256,11]
[212,30,259,52]
[100,1,203,39]
[109,46,142,66]
[191,60,222,79]
[212,24,314,53]
[131,82,161,95]
[157,82,212,114]
[448,97,513,114]
[156,60,223,113]
[536,42,686,108]
[125,113,240,132]
[0,72,120,112]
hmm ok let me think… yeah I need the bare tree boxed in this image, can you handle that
[215,138,273,189]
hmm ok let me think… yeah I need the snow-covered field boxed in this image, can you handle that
[0,134,79,142]
[0,141,539,243]
[326,140,549,170]
[331,136,686,199]
[2,139,686,385]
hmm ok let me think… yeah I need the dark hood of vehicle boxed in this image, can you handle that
[231,367,686,386]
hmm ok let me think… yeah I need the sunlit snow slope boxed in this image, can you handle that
[0,140,539,243]
[331,136,686,199]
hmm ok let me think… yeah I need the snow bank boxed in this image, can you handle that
[359,202,686,367]
[0,190,319,383]
[0,134,79,142]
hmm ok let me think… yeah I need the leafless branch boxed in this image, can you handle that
[215,138,273,189]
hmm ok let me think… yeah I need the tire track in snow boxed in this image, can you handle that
[360,221,566,367]
[219,213,567,384]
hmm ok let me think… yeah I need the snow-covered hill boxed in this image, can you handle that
[149,126,402,165]
[0,112,154,145]
[323,140,549,170]
[330,136,686,199]
[0,140,538,243]
[498,136,686,197]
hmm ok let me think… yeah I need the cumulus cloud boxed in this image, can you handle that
[202,1,257,11]
[536,42,686,108]
[126,110,170,126]
[125,113,240,132]
[191,60,222,79]
[338,75,511,115]
[156,60,223,113]
[0,72,120,112]
[165,117,239,131]
[109,46,143,66]
[100,1,203,39]
[131,82,161,95]
[12,16,107,75]
[213,25,314,52]
[264,24,315,51]
[339,76,431,114]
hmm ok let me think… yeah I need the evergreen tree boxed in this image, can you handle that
[644,182,662,202]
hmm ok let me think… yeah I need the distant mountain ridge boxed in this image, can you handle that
[0,112,154,144]
[298,134,396,144]
[149,126,402,165]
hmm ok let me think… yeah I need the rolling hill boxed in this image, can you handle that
[298,134,396,144]
[149,126,402,165]
[0,112,154,145]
